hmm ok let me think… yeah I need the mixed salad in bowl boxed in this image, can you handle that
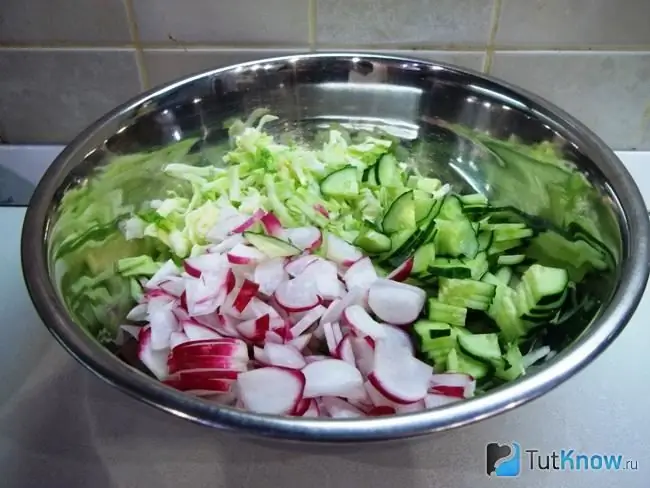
[49,111,616,418]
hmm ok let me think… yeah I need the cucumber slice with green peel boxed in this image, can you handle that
[243,232,301,258]
[497,254,526,266]
[481,272,502,286]
[413,320,452,352]
[487,239,524,255]
[428,299,467,326]
[407,175,442,194]
[382,190,417,233]
[412,243,436,274]
[439,278,496,300]
[320,165,359,198]
[375,154,401,187]
[414,197,435,224]
[495,343,525,381]
[493,228,534,242]
[354,228,391,254]
[446,348,490,379]
[434,219,479,258]
[457,333,502,362]
[460,193,489,207]
[494,266,513,284]
[477,231,493,252]
[521,264,569,303]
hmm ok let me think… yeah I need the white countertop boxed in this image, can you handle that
[0,148,647,487]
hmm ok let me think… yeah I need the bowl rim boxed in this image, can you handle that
[21,52,650,442]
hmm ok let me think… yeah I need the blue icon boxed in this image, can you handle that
[486,442,521,477]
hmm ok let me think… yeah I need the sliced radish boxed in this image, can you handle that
[293,398,311,416]
[253,257,288,296]
[304,355,328,364]
[168,356,248,375]
[183,321,223,341]
[351,337,375,377]
[386,257,414,282]
[430,372,475,399]
[320,287,364,327]
[290,305,326,337]
[394,399,425,414]
[185,272,228,316]
[148,306,179,350]
[331,322,344,344]
[282,227,322,252]
[302,359,363,399]
[232,279,260,313]
[231,208,265,234]
[382,324,415,355]
[343,257,378,291]
[137,328,169,380]
[322,322,337,354]
[120,324,143,340]
[169,331,191,349]
[146,260,179,288]
[126,303,148,322]
[225,269,237,294]
[261,212,284,237]
[334,334,356,365]
[285,255,321,277]
[158,276,185,297]
[207,212,249,241]
[183,253,228,278]
[265,330,284,344]
[320,397,365,418]
[227,243,267,265]
[314,203,329,219]
[274,279,321,312]
[367,280,426,325]
[253,346,270,365]
[324,233,363,266]
[429,385,465,399]
[207,234,245,254]
[368,340,432,404]
[237,367,305,415]
[288,333,312,352]
[171,339,248,360]
[368,406,396,416]
[235,314,270,342]
[264,343,306,369]
[299,260,345,301]
[425,393,460,408]
[301,399,321,417]
[342,305,386,339]
[364,380,395,408]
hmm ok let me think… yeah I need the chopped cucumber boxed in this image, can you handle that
[320,165,359,199]
[457,333,502,362]
[412,243,436,274]
[243,232,301,258]
[354,228,391,254]
[428,299,467,327]
[446,348,489,379]
[382,190,416,233]
[375,154,401,187]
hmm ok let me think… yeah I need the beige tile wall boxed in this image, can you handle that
[0,0,649,149]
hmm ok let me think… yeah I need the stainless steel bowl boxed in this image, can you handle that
[21,53,650,442]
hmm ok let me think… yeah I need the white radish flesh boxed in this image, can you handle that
[343,257,378,291]
[237,367,305,415]
[274,279,321,312]
[138,328,169,380]
[284,255,321,277]
[253,257,288,296]
[183,321,223,341]
[146,260,180,288]
[302,359,364,399]
[367,280,425,325]
[148,306,179,350]
[264,343,306,369]
[424,393,460,408]
[290,305,326,337]
[382,324,415,355]
[343,305,386,339]
[227,244,267,265]
[351,337,375,377]
[319,287,364,326]
[282,226,322,252]
[325,233,363,266]
[320,397,365,418]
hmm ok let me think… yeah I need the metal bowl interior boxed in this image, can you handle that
[21,53,649,442]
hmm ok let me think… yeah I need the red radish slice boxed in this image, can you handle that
[386,257,414,282]
[320,287,364,327]
[165,375,235,394]
[231,208,265,234]
[288,333,312,352]
[120,324,143,340]
[261,212,284,236]
[225,269,236,294]
[290,305,326,337]
[429,385,465,399]
[169,331,190,349]
[185,271,228,316]
[382,324,415,355]
[301,399,321,417]
[425,393,460,408]
[285,255,321,277]
[334,334,356,365]
[368,405,396,416]
[274,279,321,312]
[351,338,375,377]
[235,314,270,342]
[208,234,245,254]
[302,359,363,399]
[168,356,247,375]
[394,399,425,414]
[282,227,322,252]
[304,355,328,364]
[364,380,395,408]
[126,303,148,322]
[299,260,345,300]
[184,253,228,278]
[253,257,288,296]
[430,373,475,389]
[343,257,378,291]
[367,280,426,325]
[264,343,306,369]
[265,330,284,344]
[137,328,169,380]
[313,204,329,219]
[320,397,365,418]
[237,367,305,415]
[146,260,180,288]
[322,322,337,354]
[293,398,311,416]
[342,305,386,339]
[183,321,223,341]
[227,244,267,265]
[275,320,293,342]
[368,340,432,404]
[324,233,363,266]
[158,276,185,297]
[171,339,248,359]
[232,279,260,313]
[253,346,270,365]
[148,306,179,350]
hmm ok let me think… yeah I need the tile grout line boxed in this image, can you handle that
[308,0,317,51]
[483,0,502,73]
[122,0,149,90]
